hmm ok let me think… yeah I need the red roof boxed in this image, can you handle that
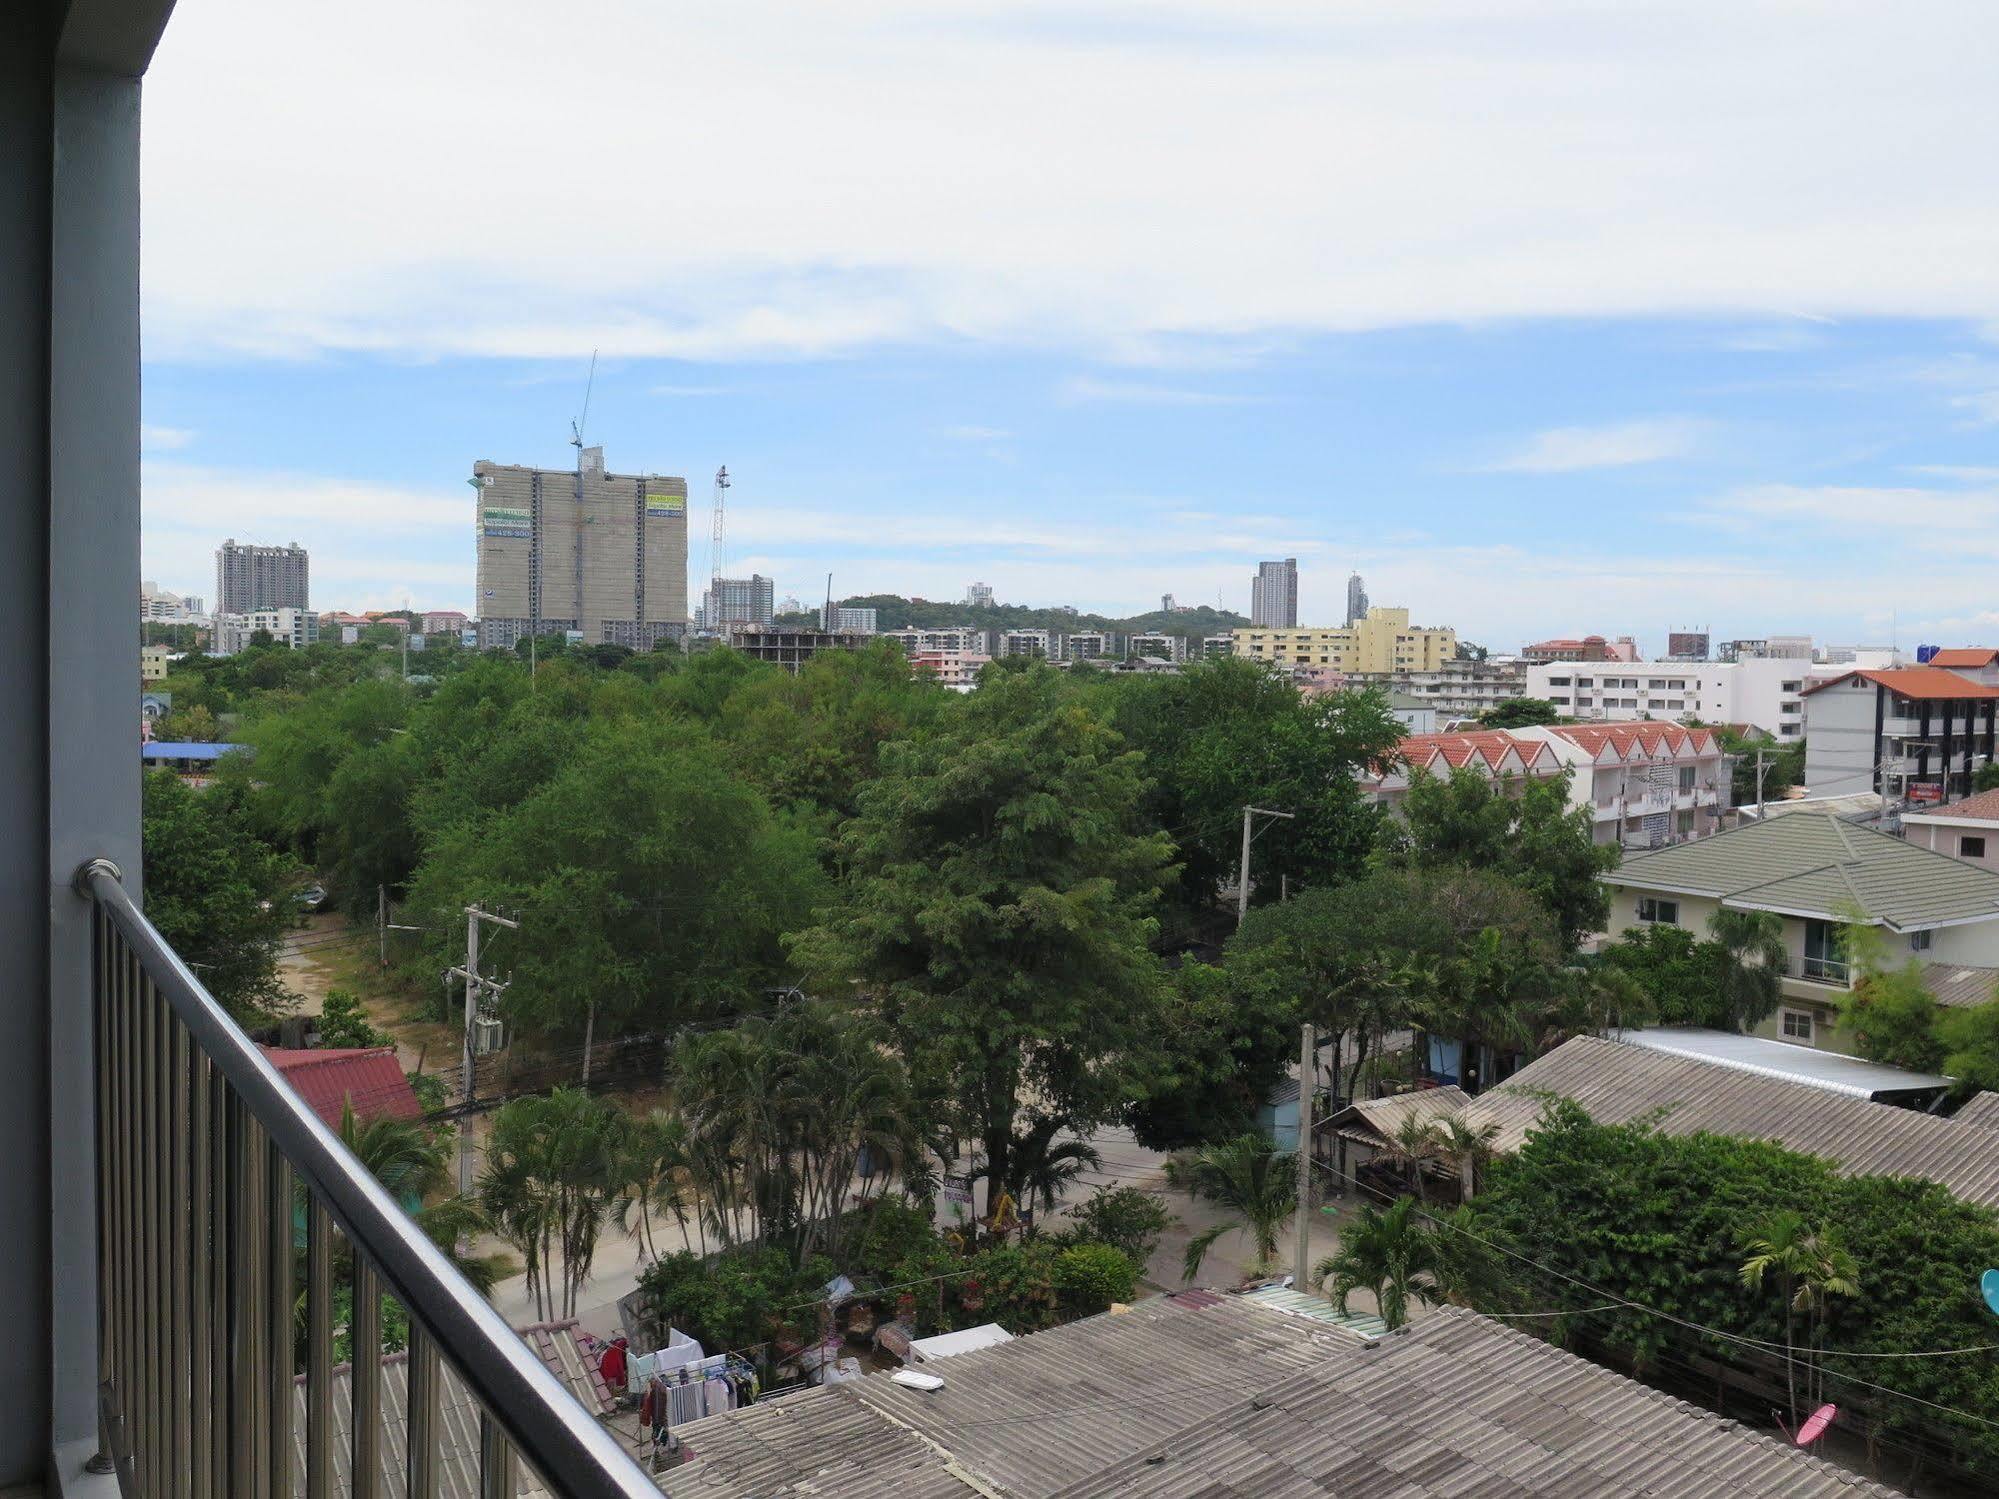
[1550,723,1717,759]
[1800,667,1999,701]
[1928,649,1999,669]
[259,1045,422,1127]
[1905,788,1999,823]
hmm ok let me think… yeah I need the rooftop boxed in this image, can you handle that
[1925,648,1999,669]
[1921,961,1999,1010]
[1606,811,1999,930]
[1799,665,1999,700]
[1342,1034,1999,1212]
[670,1297,1894,1498]
[139,741,244,761]
[1609,1026,1950,1099]
[1954,1091,1999,1132]
[1901,787,1999,824]
[258,1045,423,1127]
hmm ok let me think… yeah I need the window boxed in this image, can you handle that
[1548,676,1572,687]
[1636,896,1679,925]
[1676,810,1694,835]
[1678,766,1697,792]
[1780,1009,1814,1042]
[1909,929,1933,952]
[1575,677,1594,687]
[1782,680,1802,692]
[1962,835,1987,859]
[1548,695,1570,706]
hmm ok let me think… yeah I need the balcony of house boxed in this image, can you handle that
[70,861,659,1497]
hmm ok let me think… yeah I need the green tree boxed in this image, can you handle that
[1974,762,1999,793]
[1380,766,1618,949]
[1315,1196,1441,1330]
[1594,923,1737,1027]
[1061,1185,1174,1268]
[1840,922,1947,1070]
[1707,908,1787,1031]
[1123,956,1297,1151]
[140,769,302,1022]
[1938,1001,1999,1092]
[1162,1132,1297,1282]
[788,667,1173,1207]
[1738,1209,1815,1424]
[333,1100,497,1293]
[1480,697,1561,728]
[479,1088,626,1321]
[151,702,220,743]
[316,989,391,1048]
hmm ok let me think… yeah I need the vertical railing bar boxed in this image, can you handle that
[350,1256,383,1499]
[190,1045,213,1499]
[169,1015,192,1496]
[140,958,161,1499]
[406,1322,440,1499]
[247,1112,270,1497]
[93,906,118,1464]
[209,1063,230,1491]
[305,1198,333,1499]
[478,1409,516,1499]
[123,937,142,1490]
[229,1095,258,1492]
[269,1141,296,1497]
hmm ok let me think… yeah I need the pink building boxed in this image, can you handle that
[910,650,990,692]
[422,610,469,635]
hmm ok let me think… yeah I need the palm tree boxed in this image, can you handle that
[1007,1116,1103,1220]
[1739,1209,1812,1424]
[1795,1235,1860,1409]
[1374,1114,1447,1202]
[1435,1116,1500,1204]
[1315,1197,1440,1330]
[1709,909,1786,1031]
[1163,1133,1297,1283]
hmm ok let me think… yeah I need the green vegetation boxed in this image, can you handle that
[1162,1132,1297,1281]
[776,591,1247,643]
[1838,924,1999,1085]
[1593,908,1785,1032]
[1479,697,1562,728]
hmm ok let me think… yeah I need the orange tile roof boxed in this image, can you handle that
[1905,788,1999,823]
[1928,648,1999,668]
[1800,666,1999,700]
[1551,723,1717,758]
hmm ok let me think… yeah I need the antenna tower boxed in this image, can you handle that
[567,350,598,645]
[711,466,730,587]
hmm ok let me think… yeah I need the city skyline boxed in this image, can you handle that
[136,2,1999,649]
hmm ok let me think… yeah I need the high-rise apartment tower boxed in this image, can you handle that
[473,449,688,649]
[700,574,775,631]
[1250,558,1298,628]
[215,540,309,615]
[1345,572,1369,628]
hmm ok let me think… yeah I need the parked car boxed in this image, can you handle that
[296,883,326,911]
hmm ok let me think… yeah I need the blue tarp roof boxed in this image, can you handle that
[141,742,244,761]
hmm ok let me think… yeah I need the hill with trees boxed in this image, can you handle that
[775,592,1246,642]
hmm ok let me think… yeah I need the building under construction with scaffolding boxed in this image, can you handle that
[473,447,689,649]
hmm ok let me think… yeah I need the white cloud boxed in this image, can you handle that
[1907,464,1999,482]
[1483,418,1703,473]
[1057,376,1256,406]
[141,424,196,451]
[141,1,1999,362]
[941,424,1010,440]
[1951,391,1999,426]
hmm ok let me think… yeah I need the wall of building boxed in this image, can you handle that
[1903,817,1999,873]
[1802,678,1884,797]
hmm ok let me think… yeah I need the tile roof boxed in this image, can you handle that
[1444,1035,1999,1212]
[1548,722,1718,759]
[1921,962,1999,1010]
[1903,787,1999,823]
[1330,1086,1469,1143]
[1799,665,1999,700]
[286,1320,617,1499]
[259,1045,424,1126]
[670,1298,1891,1499]
[1606,812,1999,929]
[1952,1091,1999,1132]
[1926,648,1999,668]
[1054,1308,1898,1499]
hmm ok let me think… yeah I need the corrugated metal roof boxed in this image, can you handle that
[1051,1307,1899,1498]
[1607,813,1999,929]
[259,1045,423,1126]
[669,1386,970,1499]
[1237,1284,1390,1339]
[1461,1035,1999,1211]
[140,740,245,760]
[1952,1090,1999,1132]
[1609,1027,1950,1098]
[286,1320,617,1498]
[1921,962,1999,1010]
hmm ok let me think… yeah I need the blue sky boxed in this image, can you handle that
[138,1,1999,652]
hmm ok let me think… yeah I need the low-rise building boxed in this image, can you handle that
[828,605,878,633]
[1200,634,1233,659]
[1233,606,1456,674]
[998,628,1066,659]
[1125,631,1185,662]
[140,580,204,623]
[1801,665,1999,803]
[1527,657,1813,739]
[215,607,319,655]
[1603,813,1999,1053]
[907,649,989,691]
[1512,722,1728,848]
[1366,730,1569,813]
[723,626,870,672]
[1351,657,1528,718]
[139,644,169,682]
[1064,631,1123,662]
[1899,787,1999,873]
[881,625,999,656]
[1520,634,1616,663]
[1925,646,1999,686]
[420,609,468,636]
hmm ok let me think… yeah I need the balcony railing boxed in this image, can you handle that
[1798,955,1851,986]
[80,859,656,1498]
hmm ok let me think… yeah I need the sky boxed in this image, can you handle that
[139,0,1999,653]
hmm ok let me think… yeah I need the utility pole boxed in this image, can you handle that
[1237,806,1296,926]
[376,884,421,968]
[446,904,518,1199]
[1293,1020,1318,1292]
[1754,746,1768,821]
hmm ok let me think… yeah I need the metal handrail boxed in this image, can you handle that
[82,860,657,1497]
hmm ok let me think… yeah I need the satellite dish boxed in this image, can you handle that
[1982,1268,1999,1318]
[1796,1404,1837,1446]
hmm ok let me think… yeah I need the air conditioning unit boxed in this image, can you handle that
[473,1016,507,1056]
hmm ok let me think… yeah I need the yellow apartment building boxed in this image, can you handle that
[1232,606,1457,673]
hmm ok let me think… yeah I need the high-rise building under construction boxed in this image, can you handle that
[473,448,688,649]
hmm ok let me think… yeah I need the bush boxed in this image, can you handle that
[635,1247,836,1361]
[1062,1185,1172,1268]
[1054,1242,1137,1314]
[318,988,392,1048]
[959,1242,1065,1333]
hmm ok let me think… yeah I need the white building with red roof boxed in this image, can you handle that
[1512,723,1728,848]
[1365,730,1568,811]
